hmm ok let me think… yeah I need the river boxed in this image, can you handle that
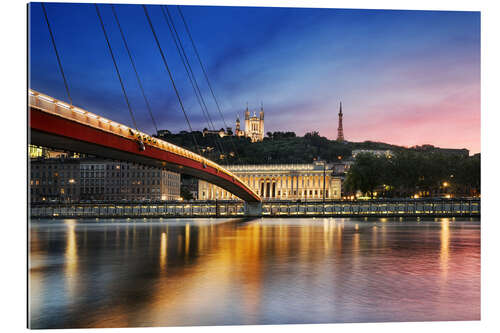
[29,217,480,328]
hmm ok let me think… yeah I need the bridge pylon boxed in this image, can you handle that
[245,202,263,217]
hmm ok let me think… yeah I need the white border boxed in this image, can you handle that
[2,1,499,332]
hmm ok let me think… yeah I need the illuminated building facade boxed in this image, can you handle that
[235,104,264,142]
[30,158,81,202]
[29,145,48,159]
[79,160,180,201]
[198,161,342,201]
[29,144,81,159]
[30,158,181,202]
[351,149,393,158]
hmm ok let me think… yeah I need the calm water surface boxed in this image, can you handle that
[29,217,480,328]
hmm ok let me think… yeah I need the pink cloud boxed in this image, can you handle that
[318,85,480,154]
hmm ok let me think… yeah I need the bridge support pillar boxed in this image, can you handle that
[245,202,262,217]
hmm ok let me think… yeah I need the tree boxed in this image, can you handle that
[159,131,480,198]
[344,153,387,198]
[455,154,480,196]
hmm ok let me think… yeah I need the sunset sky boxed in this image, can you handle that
[29,3,480,153]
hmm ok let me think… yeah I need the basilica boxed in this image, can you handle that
[235,104,264,142]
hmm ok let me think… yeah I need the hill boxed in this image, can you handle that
[154,130,469,165]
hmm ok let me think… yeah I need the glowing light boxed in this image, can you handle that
[28,89,260,199]
[185,224,190,255]
[57,102,70,109]
[64,220,78,297]
[440,219,450,280]
[160,232,167,270]
[38,95,53,103]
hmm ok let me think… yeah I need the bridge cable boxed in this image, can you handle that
[162,6,223,156]
[95,4,139,132]
[142,5,201,155]
[161,6,225,157]
[41,3,73,106]
[111,4,159,134]
[177,5,242,164]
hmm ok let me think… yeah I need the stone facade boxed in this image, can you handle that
[235,105,264,142]
[30,158,181,202]
[198,161,341,201]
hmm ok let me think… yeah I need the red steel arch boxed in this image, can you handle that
[29,90,261,203]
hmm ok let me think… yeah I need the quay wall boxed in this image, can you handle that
[30,198,480,219]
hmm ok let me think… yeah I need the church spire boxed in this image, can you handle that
[245,102,250,120]
[337,101,344,142]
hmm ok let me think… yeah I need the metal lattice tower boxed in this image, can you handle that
[337,102,344,142]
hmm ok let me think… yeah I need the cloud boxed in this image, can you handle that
[29,4,480,153]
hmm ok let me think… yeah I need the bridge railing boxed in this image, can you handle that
[29,90,259,200]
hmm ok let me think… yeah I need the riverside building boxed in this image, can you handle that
[30,157,181,202]
[198,161,342,201]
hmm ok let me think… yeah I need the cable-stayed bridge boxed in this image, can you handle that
[29,90,261,204]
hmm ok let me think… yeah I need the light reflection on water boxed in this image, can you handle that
[29,217,480,328]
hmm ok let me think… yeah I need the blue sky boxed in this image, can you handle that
[29,3,480,152]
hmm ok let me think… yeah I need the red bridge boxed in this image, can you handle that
[29,90,261,203]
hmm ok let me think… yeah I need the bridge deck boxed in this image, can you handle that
[29,90,260,203]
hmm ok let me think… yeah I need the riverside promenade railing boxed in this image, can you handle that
[30,198,480,218]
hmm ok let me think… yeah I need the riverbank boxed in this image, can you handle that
[30,198,480,219]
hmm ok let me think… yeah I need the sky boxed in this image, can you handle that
[28,3,480,153]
